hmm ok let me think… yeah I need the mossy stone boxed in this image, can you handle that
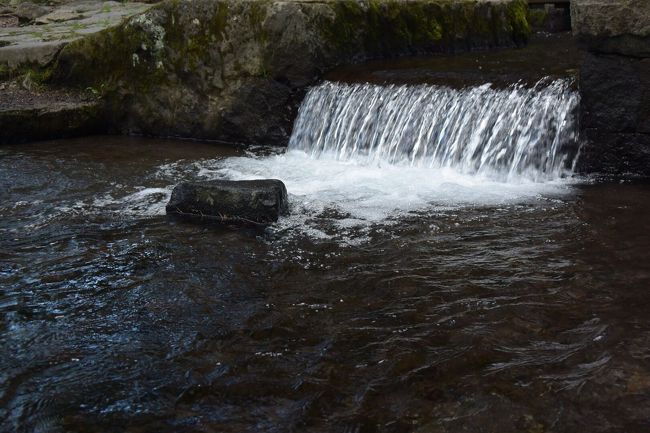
[47,0,532,145]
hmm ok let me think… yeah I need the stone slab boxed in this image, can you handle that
[0,1,153,67]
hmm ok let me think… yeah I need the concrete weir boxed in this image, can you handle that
[1,0,531,145]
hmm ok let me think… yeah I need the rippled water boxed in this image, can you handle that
[2,136,650,433]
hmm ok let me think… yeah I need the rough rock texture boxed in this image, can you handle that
[166,179,289,225]
[14,2,52,22]
[48,0,531,145]
[572,0,650,176]
[571,0,650,57]
[0,1,154,144]
[0,1,154,68]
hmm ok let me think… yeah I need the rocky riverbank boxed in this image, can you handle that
[1,0,531,145]
[0,0,156,143]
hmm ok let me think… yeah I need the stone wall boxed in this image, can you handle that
[50,0,531,146]
[572,0,650,176]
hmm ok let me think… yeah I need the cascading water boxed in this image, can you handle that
[201,78,583,231]
[69,79,582,232]
[289,80,580,182]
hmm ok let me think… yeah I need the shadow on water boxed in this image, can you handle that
[1,135,650,433]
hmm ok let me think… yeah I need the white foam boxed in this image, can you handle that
[38,187,172,228]
[22,146,576,242]
[194,150,578,238]
[89,187,171,217]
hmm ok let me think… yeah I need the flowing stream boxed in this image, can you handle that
[289,80,579,182]
[2,73,650,432]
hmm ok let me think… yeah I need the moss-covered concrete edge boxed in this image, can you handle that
[51,0,531,89]
[23,0,533,143]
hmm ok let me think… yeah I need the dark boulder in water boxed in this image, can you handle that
[166,179,289,225]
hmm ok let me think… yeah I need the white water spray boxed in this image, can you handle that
[289,80,580,182]
[76,79,582,236]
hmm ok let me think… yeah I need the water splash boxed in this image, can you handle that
[10,80,581,237]
[289,80,580,182]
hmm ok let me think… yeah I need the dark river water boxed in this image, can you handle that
[1,136,650,433]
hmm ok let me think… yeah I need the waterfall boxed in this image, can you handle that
[289,80,580,182]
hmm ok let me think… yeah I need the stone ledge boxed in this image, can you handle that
[1,0,531,147]
[571,0,650,56]
[0,98,102,144]
[0,1,154,69]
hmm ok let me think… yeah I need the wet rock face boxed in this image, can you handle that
[166,179,289,225]
[51,0,531,145]
[578,53,650,175]
[572,0,650,176]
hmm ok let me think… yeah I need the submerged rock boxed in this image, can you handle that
[166,179,289,225]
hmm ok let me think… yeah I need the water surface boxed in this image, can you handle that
[2,136,650,433]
